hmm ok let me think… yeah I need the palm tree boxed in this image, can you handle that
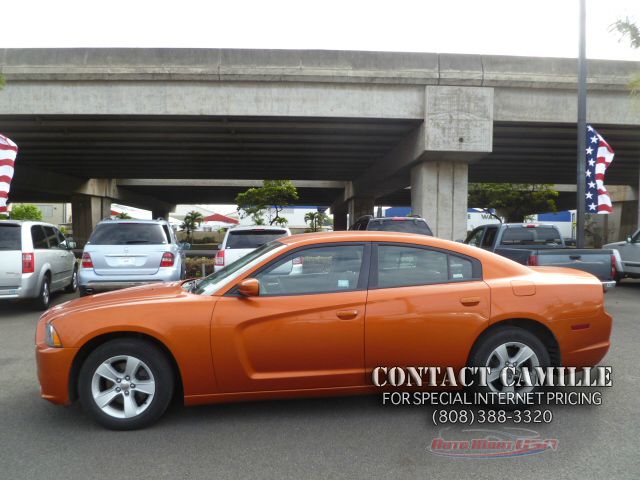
[304,211,328,232]
[180,210,205,241]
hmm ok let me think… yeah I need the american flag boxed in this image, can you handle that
[0,133,18,214]
[585,125,614,214]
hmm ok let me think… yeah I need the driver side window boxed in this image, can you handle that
[254,244,365,296]
[466,228,484,247]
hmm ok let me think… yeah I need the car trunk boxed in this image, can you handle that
[88,245,164,276]
[0,224,22,287]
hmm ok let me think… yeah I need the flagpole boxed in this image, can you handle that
[576,0,587,248]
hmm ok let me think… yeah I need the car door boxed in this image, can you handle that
[617,230,640,273]
[211,243,370,393]
[364,243,491,378]
[54,228,75,285]
[42,226,66,289]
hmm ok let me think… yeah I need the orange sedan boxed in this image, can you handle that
[35,232,612,429]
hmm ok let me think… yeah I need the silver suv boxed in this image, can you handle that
[78,219,189,296]
[0,220,78,309]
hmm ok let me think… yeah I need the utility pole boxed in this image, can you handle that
[576,0,587,248]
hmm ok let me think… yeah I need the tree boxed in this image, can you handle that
[304,211,328,232]
[611,17,640,95]
[180,210,204,241]
[235,180,299,226]
[9,204,44,221]
[115,212,131,219]
[468,183,558,223]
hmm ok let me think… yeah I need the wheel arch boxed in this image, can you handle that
[68,331,184,403]
[468,318,562,367]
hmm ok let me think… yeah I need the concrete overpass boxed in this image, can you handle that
[1,48,639,243]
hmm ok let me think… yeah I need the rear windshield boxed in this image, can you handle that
[88,223,168,245]
[226,230,287,249]
[500,226,562,245]
[0,224,21,250]
[367,219,433,235]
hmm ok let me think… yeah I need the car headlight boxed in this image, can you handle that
[45,323,63,348]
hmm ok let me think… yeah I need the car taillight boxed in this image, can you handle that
[528,254,538,266]
[22,253,35,273]
[611,254,617,280]
[160,252,175,267]
[81,252,94,269]
[215,250,225,266]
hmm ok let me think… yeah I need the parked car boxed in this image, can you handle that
[78,219,189,296]
[36,231,612,429]
[214,225,290,272]
[604,228,640,281]
[0,220,77,309]
[349,215,433,235]
[464,223,617,283]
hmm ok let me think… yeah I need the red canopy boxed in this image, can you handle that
[202,213,239,224]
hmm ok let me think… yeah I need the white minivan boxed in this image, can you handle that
[214,225,291,272]
[0,220,78,309]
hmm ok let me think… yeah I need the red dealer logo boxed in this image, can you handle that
[428,428,558,459]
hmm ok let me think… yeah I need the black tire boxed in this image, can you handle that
[33,275,51,310]
[78,287,90,297]
[468,327,551,403]
[78,339,174,430]
[65,266,78,293]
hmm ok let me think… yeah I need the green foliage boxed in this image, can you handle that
[9,204,44,221]
[0,75,5,90]
[235,180,299,226]
[304,211,329,232]
[180,210,205,241]
[468,183,558,223]
[116,212,131,219]
[611,18,640,96]
[184,257,215,278]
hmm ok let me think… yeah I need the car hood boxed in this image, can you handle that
[45,282,187,320]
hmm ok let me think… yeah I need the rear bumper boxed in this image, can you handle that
[0,273,40,300]
[78,266,181,292]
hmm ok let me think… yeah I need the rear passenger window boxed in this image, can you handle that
[31,225,49,249]
[376,245,476,288]
[255,244,364,296]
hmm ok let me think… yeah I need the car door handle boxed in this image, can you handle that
[336,309,359,320]
[460,297,480,306]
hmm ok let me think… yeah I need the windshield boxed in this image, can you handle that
[500,226,562,245]
[226,229,288,249]
[89,223,168,245]
[367,219,433,235]
[192,241,286,295]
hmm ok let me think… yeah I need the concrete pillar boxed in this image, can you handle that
[332,204,348,231]
[71,194,111,247]
[411,161,468,240]
[152,207,173,220]
[347,197,374,226]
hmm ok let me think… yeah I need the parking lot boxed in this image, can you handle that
[1,282,638,480]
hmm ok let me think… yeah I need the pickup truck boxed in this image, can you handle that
[464,223,618,282]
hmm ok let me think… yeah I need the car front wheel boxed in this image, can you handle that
[78,339,174,430]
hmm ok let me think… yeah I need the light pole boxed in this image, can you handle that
[576,0,587,248]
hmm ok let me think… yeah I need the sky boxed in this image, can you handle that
[2,0,639,60]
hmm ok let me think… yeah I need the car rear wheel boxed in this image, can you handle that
[78,339,174,430]
[468,326,550,398]
[33,276,51,310]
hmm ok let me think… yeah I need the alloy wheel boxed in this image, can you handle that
[91,355,156,419]
[485,341,540,394]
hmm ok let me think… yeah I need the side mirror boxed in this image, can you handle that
[67,240,77,250]
[237,278,260,297]
[180,242,191,250]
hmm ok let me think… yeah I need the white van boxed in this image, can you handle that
[214,225,291,272]
[0,221,78,309]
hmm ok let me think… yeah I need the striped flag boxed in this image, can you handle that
[585,125,614,214]
[0,133,18,214]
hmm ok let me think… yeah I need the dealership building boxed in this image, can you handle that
[1,48,639,244]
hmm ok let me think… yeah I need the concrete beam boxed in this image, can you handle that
[117,179,347,189]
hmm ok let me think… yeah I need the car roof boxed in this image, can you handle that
[228,225,290,232]
[0,220,56,227]
[96,219,168,225]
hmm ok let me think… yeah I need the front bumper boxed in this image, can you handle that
[35,319,76,405]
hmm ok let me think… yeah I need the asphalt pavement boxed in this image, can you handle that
[1,283,639,480]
